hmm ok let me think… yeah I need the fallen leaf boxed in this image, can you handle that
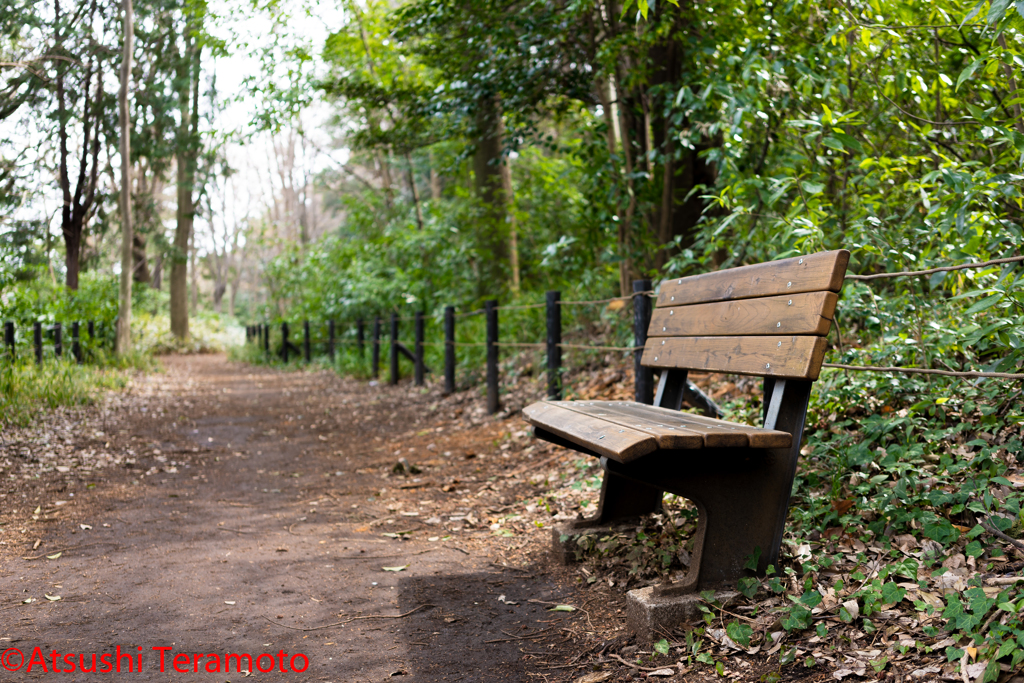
[842,599,860,621]
[33,506,41,515]
[646,669,675,678]
[23,598,34,604]
[831,499,855,515]
[46,552,62,560]
[44,594,61,601]
[574,674,613,683]
[79,524,92,530]
[964,660,986,678]
[548,604,575,612]
[224,601,236,605]
[382,565,409,572]
[498,595,518,605]
[275,547,288,552]
[32,540,41,550]
[909,666,942,678]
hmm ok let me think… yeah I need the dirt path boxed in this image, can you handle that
[1,355,598,682]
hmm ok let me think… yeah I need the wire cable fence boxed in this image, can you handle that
[246,252,1024,415]
[831,252,1024,380]
[246,280,655,413]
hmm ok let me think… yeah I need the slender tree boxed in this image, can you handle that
[115,0,134,354]
[170,1,204,339]
[55,0,109,290]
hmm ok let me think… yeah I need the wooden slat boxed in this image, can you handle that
[655,250,850,307]
[580,401,791,449]
[649,292,837,338]
[521,401,657,463]
[546,401,706,449]
[642,336,830,380]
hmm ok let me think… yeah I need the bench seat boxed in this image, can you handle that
[523,400,791,463]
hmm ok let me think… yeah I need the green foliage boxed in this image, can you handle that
[0,360,131,427]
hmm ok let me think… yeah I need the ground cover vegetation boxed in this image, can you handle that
[3,0,1024,678]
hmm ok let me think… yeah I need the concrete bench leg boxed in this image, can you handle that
[551,467,663,563]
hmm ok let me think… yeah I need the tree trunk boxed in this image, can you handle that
[212,280,225,313]
[473,94,511,293]
[190,226,198,312]
[132,232,150,283]
[116,0,134,355]
[429,151,442,200]
[404,150,424,230]
[170,22,201,339]
[55,0,102,292]
[151,252,162,290]
[644,10,717,271]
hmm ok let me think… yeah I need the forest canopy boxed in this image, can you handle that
[0,0,1022,357]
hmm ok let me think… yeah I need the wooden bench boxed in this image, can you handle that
[523,250,850,596]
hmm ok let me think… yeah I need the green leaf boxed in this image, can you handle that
[965,540,985,558]
[726,621,753,647]
[881,582,906,605]
[782,604,812,630]
[988,0,1013,24]
[737,576,759,599]
[822,136,846,151]
[743,547,762,571]
[654,638,670,655]
[956,58,985,91]
[801,181,825,195]
[548,604,575,612]
[831,132,863,153]
[961,0,987,27]
[964,293,1003,315]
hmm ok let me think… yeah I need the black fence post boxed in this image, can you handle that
[486,299,500,414]
[303,320,311,363]
[357,319,365,357]
[282,322,290,363]
[372,317,381,379]
[444,306,455,395]
[72,322,82,364]
[263,323,270,358]
[4,321,13,360]
[546,290,562,400]
[33,322,42,364]
[328,320,336,362]
[53,322,62,359]
[414,311,425,387]
[88,320,95,340]
[633,279,653,404]
[4,322,14,360]
[389,313,399,385]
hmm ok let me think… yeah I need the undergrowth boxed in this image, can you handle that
[0,360,132,428]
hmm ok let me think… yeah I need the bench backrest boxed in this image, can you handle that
[641,250,850,380]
